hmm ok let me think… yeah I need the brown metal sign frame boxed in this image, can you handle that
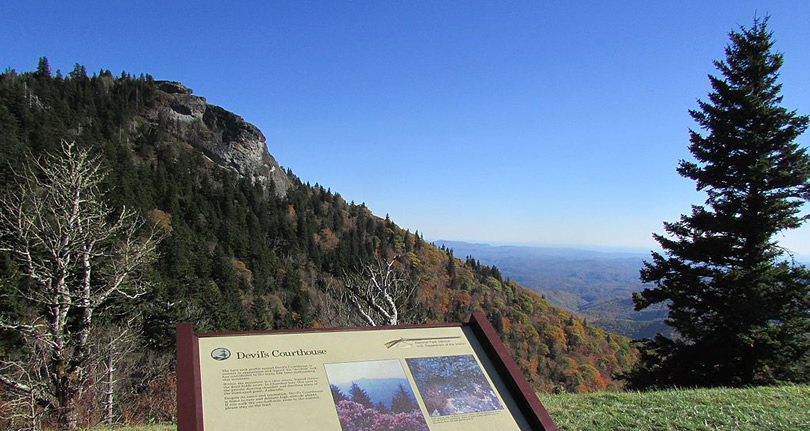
[176,312,558,431]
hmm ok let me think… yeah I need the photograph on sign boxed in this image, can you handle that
[406,355,503,417]
[325,359,427,431]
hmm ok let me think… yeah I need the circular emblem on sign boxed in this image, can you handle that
[211,348,231,361]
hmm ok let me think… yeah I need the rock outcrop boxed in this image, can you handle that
[152,81,291,196]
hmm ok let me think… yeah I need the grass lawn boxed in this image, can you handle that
[75,385,809,431]
[538,384,810,431]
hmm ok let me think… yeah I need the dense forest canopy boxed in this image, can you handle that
[0,60,636,428]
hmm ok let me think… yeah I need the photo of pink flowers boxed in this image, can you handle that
[325,359,428,431]
[405,355,503,417]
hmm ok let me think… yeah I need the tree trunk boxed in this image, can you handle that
[57,407,78,431]
[26,391,40,431]
[104,351,114,425]
[54,364,79,431]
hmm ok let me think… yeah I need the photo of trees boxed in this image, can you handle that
[325,360,428,431]
[406,355,503,416]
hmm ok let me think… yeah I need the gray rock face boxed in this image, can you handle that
[152,81,291,196]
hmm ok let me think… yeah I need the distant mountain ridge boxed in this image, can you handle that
[436,240,671,339]
[335,378,411,409]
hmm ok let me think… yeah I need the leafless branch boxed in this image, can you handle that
[335,257,417,326]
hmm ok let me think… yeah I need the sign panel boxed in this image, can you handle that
[177,313,559,431]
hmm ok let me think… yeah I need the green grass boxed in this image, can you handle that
[74,385,809,431]
[538,384,810,431]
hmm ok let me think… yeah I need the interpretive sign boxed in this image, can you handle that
[177,312,558,431]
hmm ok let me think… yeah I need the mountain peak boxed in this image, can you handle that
[155,80,193,95]
[150,80,291,196]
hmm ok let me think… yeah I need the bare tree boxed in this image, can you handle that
[0,141,160,430]
[326,257,418,326]
[85,321,140,426]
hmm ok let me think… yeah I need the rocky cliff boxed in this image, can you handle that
[151,81,291,196]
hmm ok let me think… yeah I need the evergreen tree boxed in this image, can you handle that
[329,384,347,403]
[632,17,810,388]
[35,56,51,78]
[348,382,373,408]
[390,383,417,413]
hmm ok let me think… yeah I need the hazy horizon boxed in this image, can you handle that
[434,238,810,262]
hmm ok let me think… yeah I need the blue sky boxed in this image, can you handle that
[325,359,406,386]
[3,1,810,255]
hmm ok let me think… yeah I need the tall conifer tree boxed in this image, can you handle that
[348,382,374,408]
[632,16,810,387]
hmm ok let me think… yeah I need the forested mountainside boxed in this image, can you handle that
[0,62,636,412]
